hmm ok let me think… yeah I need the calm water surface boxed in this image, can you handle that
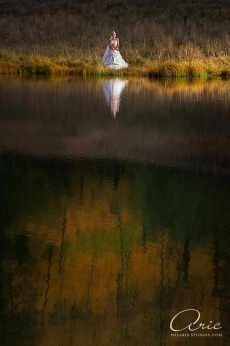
[0,76,229,346]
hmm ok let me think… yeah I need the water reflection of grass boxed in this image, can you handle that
[1,155,229,249]
[0,81,229,175]
[0,155,229,346]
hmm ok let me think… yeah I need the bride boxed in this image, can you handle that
[102,31,128,70]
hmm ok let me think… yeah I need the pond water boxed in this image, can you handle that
[0,76,229,346]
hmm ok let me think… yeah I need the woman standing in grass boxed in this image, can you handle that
[102,31,128,70]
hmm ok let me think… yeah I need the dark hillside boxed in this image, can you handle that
[0,0,230,21]
[1,1,229,31]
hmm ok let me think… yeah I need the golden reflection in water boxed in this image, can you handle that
[0,76,229,345]
[1,169,227,346]
[2,233,222,345]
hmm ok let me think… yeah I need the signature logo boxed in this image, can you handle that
[170,309,222,332]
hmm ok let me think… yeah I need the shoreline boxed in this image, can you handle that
[0,56,230,78]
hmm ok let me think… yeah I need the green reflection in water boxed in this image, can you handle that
[0,154,229,346]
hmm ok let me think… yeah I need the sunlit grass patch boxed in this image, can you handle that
[0,60,19,74]
[20,56,59,74]
[146,58,230,78]
[0,54,230,78]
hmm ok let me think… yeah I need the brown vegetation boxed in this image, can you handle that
[0,0,229,76]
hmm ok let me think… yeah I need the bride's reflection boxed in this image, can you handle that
[103,79,128,118]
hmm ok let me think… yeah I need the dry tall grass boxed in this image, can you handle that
[0,0,229,76]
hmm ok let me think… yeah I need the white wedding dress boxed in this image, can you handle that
[102,39,128,70]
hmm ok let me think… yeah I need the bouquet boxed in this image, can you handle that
[110,44,118,50]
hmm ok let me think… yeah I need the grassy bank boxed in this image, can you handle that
[0,0,229,77]
[0,54,230,78]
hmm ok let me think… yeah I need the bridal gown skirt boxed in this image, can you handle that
[102,47,128,70]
